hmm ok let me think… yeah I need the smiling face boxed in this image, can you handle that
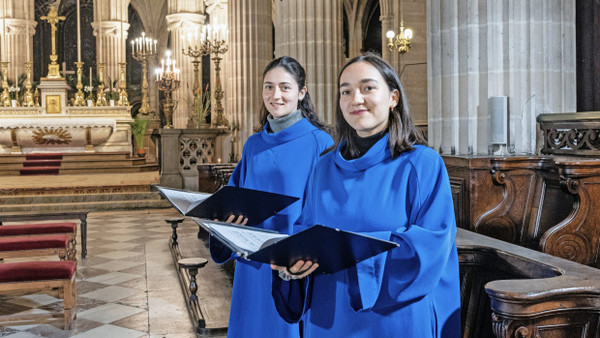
[339,61,399,137]
[262,67,307,119]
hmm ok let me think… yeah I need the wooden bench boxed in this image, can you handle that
[0,211,88,258]
[0,260,77,329]
[458,228,600,338]
[0,222,77,261]
[0,235,70,260]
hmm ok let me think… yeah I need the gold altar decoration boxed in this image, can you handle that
[131,32,157,116]
[72,62,85,106]
[40,6,66,79]
[182,24,229,126]
[22,62,35,107]
[156,50,180,128]
[117,63,129,106]
[95,63,108,106]
[1,62,9,107]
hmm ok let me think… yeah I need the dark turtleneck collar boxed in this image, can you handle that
[343,130,388,160]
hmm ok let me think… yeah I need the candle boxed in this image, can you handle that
[76,0,81,62]
[25,2,30,62]
[89,67,92,87]
[97,1,102,63]
[131,40,134,55]
[154,40,157,53]
[120,20,123,60]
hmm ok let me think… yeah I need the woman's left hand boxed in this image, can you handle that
[271,260,319,280]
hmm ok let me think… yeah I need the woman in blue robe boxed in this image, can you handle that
[209,56,333,337]
[271,53,461,337]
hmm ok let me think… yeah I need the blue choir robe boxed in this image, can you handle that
[272,135,461,337]
[209,118,333,338]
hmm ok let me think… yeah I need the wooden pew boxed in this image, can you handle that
[457,228,600,338]
[0,222,78,261]
[0,211,88,259]
[0,260,77,329]
[197,163,236,193]
[443,155,600,267]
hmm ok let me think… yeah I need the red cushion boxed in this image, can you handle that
[0,223,76,236]
[0,261,75,283]
[0,235,69,251]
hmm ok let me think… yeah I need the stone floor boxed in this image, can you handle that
[0,209,232,337]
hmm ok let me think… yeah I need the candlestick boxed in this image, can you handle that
[182,23,230,127]
[156,50,181,128]
[76,0,81,62]
[1,62,10,107]
[22,62,34,107]
[131,32,157,116]
[95,63,107,106]
[72,62,85,106]
[117,62,129,106]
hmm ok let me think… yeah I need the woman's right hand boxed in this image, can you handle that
[271,260,319,280]
[224,214,248,225]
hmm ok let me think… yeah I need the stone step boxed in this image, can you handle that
[0,199,172,214]
[0,191,167,205]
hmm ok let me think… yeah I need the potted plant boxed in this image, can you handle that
[129,116,148,157]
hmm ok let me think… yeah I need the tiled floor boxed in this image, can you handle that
[0,209,232,337]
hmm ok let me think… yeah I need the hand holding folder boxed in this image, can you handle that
[196,220,399,275]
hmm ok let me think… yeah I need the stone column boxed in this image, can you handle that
[428,0,576,155]
[93,0,130,86]
[273,0,344,125]
[227,0,272,158]
[165,12,205,128]
[0,1,36,80]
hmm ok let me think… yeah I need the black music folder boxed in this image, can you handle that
[156,185,300,225]
[196,220,400,275]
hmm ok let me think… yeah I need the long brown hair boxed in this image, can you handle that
[332,52,425,158]
[255,56,330,133]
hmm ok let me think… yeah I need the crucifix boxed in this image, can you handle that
[60,62,76,79]
[40,6,66,79]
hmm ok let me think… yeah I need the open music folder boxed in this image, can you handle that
[196,219,400,275]
[156,185,300,226]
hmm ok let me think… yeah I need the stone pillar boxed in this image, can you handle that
[0,1,36,80]
[227,0,272,157]
[93,0,130,86]
[165,12,205,129]
[273,0,344,125]
[159,128,183,189]
[206,0,229,129]
[428,0,576,155]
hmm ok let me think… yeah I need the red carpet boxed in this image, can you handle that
[20,153,63,175]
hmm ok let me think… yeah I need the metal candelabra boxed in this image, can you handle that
[156,51,181,128]
[131,33,157,116]
[182,25,229,127]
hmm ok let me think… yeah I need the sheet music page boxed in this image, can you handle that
[207,222,287,253]
[158,187,211,214]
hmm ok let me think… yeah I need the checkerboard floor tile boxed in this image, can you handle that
[0,209,230,337]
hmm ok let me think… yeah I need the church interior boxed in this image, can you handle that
[1,0,600,337]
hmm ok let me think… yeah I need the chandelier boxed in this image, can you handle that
[386,21,413,54]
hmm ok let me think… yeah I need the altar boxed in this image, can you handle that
[0,106,133,154]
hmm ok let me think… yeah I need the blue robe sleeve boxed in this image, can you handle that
[347,152,457,312]
[208,144,248,264]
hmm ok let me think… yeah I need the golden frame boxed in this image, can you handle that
[45,95,61,114]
